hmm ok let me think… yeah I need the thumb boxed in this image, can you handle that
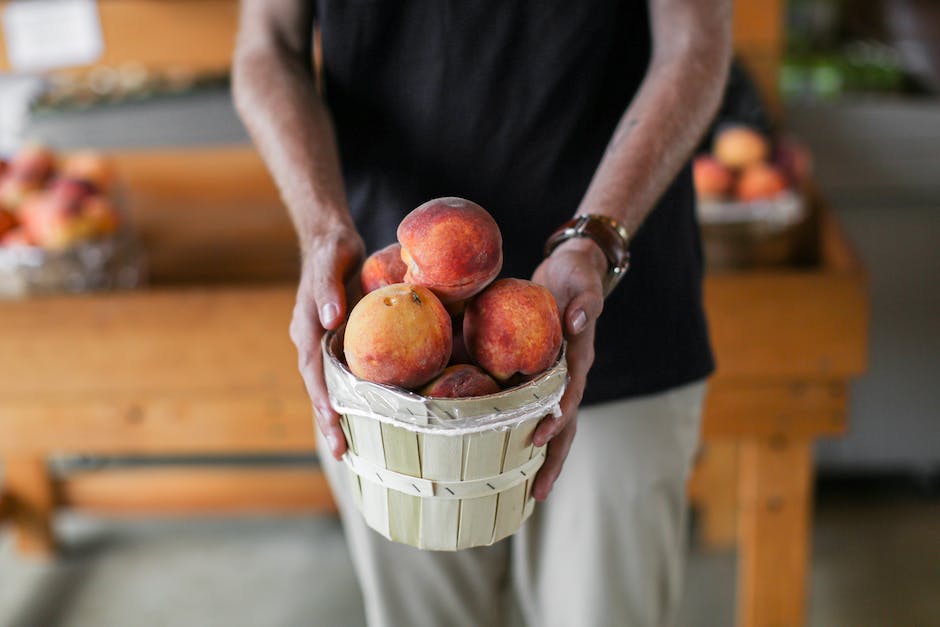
[315,272,347,330]
[564,287,604,336]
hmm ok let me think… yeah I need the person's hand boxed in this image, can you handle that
[289,226,365,460]
[530,237,607,500]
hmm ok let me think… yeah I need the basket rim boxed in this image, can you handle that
[321,330,568,432]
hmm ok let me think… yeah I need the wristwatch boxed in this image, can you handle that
[544,214,631,297]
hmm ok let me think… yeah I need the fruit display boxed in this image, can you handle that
[342,197,563,397]
[0,145,142,297]
[694,125,805,203]
[0,145,119,249]
[693,126,815,269]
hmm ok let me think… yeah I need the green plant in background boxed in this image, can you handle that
[782,0,908,101]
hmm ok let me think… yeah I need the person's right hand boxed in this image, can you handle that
[289,226,365,460]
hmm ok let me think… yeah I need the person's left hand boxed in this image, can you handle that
[530,236,607,500]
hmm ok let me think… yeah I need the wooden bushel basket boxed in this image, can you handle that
[322,332,566,551]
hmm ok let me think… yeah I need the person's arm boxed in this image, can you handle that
[232,0,362,460]
[530,0,732,500]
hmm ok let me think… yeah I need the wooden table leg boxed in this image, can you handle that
[691,440,740,550]
[737,437,812,627]
[4,456,57,557]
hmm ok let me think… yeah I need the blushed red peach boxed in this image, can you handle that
[18,195,96,250]
[0,227,32,247]
[736,163,788,201]
[7,144,55,182]
[0,209,14,238]
[344,283,452,389]
[419,364,501,398]
[397,197,502,304]
[361,243,408,295]
[463,278,562,383]
[693,155,733,200]
[61,151,114,191]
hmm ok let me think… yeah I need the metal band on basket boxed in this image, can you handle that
[342,449,547,500]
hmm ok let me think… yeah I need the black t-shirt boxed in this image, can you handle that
[315,0,714,403]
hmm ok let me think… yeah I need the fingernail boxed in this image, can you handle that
[571,309,587,334]
[320,302,339,326]
[326,432,338,451]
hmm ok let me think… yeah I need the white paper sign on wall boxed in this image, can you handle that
[2,0,103,73]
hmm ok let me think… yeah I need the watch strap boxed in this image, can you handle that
[544,214,631,297]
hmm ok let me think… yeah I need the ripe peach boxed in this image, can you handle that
[0,176,43,211]
[61,151,114,191]
[693,155,733,200]
[464,278,563,383]
[361,243,407,295]
[0,209,15,238]
[419,364,501,398]
[47,177,95,211]
[714,126,769,170]
[0,227,33,247]
[82,195,120,236]
[7,144,55,182]
[736,163,788,201]
[19,195,95,250]
[398,197,502,303]
[344,283,452,389]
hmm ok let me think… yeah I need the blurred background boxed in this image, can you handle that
[0,1,937,626]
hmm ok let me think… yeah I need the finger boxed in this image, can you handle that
[532,327,594,446]
[564,284,604,337]
[304,351,347,460]
[314,264,348,331]
[292,302,347,460]
[532,418,577,501]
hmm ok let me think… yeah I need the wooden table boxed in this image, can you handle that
[0,147,867,627]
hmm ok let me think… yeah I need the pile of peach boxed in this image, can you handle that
[344,197,562,398]
[693,125,807,203]
[0,145,119,251]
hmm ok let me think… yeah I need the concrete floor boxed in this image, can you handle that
[2,486,938,627]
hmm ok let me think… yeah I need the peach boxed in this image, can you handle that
[344,283,452,389]
[47,177,95,211]
[0,227,33,247]
[19,195,96,250]
[398,197,502,303]
[361,243,407,295]
[7,144,55,182]
[0,176,43,211]
[82,195,120,236]
[61,151,114,191]
[693,155,733,200]
[419,364,501,398]
[464,278,562,383]
[713,126,769,170]
[0,208,14,234]
[736,163,788,202]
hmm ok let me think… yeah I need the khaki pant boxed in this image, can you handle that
[319,380,707,627]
